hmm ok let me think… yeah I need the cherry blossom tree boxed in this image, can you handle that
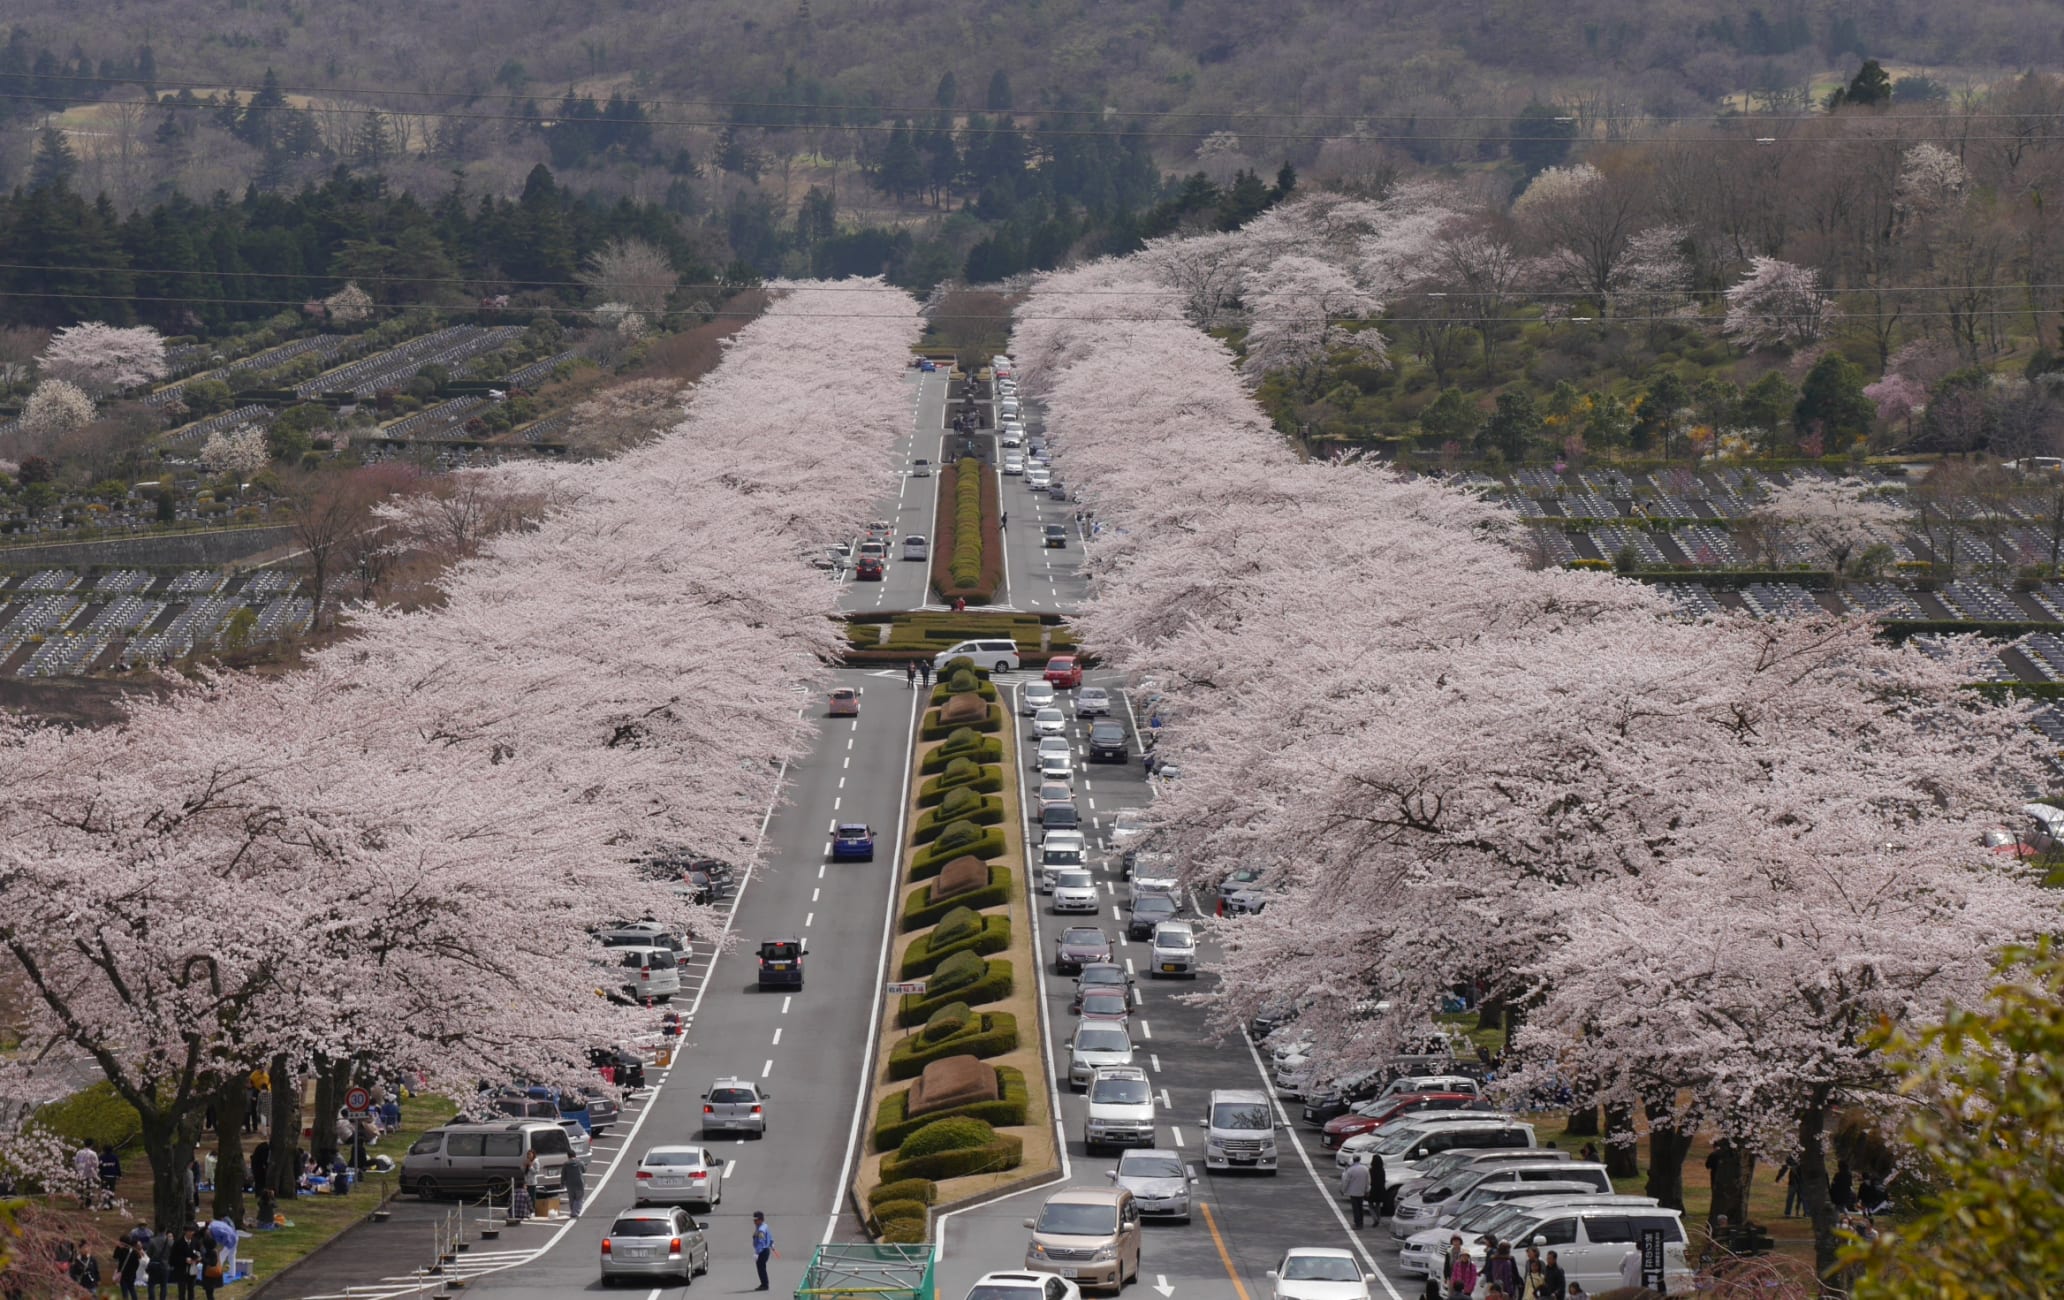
[323,282,375,325]
[199,424,271,481]
[13,379,95,447]
[1751,475,1908,580]
[579,239,681,319]
[36,323,169,398]
[1513,162,1648,312]
[1863,372,1927,431]
[1723,258,1834,350]
[1239,255,1385,393]
[1136,232,1247,329]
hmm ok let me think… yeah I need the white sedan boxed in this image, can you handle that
[1110,808,1149,849]
[1033,707,1069,737]
[1267,1248,1370,1300]
[1002,455,1025,476]
[966,1272,1081,1300]
[1020,681,1058,715]
[633,1145,725,1208]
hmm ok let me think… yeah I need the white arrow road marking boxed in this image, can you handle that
[1153,1277,1174,1297]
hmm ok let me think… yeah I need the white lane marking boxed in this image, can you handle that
[1141,1021,1153,1040]
[1159,1089,1172,1108]
[832,797,841,812]
[772,1027,783,1045]
[1171,1127,1184,1148]
[838,776,846,788]
[1112,905,1122,920]
[782,997,792,1014]
[812,887,820,902]
[761,1059,773,1078]
[821,661,926,1245]
[1125,958,1136,976]
[805,912,815,927]
[1235,1030,1407,1300]
[818,863,826,879]
[1150,1053,1161,1072]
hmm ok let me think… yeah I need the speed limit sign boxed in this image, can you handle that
[344,1086,372,1115]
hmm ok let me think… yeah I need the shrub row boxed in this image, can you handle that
[920,732,1003,773]
[900,913,1012,978]
[867,1179,938,1210]
[872,1066,1030,1152]
[917,760,1003,806]
[931,459,995,603]
[928,678,999,705]
[897,959,1014,1026]
[875,1214,927,1244]
[880,1127,1025,1184]
[901,865,1012,931]
[908,830,1007,881]
[919,702,1005,741]
[912,796,1006,844]
[888,1011,1020,1079]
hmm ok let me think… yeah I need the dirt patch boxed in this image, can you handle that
[932,856,989,900]
[0,676,171,728]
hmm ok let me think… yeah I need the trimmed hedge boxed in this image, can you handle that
[880,1132,1025,1184]
[896,959,1014,1026]
[912,796,1006,845]
[902,865,1013,931]
[917,761,1003,806]
[932,459,996,604]
[927,678,999,706]
[876,1216,927,1244]
[921,702,1004,740]
[925,949,988,997]
[900,913,1011,978]
[919,1001,973,1042]
[888,1012,1020,1080]
[920,733,1003,774]
[908,829,1007,880]
[867,1179,938,1210]
[870,1199,930,1227]
[901,1116,995,1159]
[947,667,981,694]
[873,1066,1031,1151]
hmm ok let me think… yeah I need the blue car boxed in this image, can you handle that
[831,823,876,861]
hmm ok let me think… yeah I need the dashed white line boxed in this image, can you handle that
[761,1059,773,1078]
[781,996,792,1014]
[1125,958,1136,976]
[805,911,815,927]
[772,1027,783,1046]
[818,863,826,879]
[1150,1053,1161,1071]
[812,887,821,902]
[1171,1127,1184,1148]
[1140,1020,1153,1040]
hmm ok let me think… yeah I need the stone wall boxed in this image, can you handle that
[0,526,294,571]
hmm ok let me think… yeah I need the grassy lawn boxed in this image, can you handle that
[68,1093,460,1286]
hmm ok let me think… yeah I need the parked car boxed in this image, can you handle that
[827,687,860,717]
[1320,1093,1488,1150]
[831,823,876,861]
[402,1121,573,1198]
[699,1079,768,1137]
[599,1206,708,1284]
[633,1145,725,1208]
[1055,926,1113,974]
[1003,455,1025,476]
[1044,656,1084,689]
[1109,809,1149,850]
[1087,720,1129,763]
[902,535,928,561]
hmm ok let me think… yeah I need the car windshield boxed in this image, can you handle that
[1134,897,1176,916]
[610,1218,676,1237]
[1062,929,1104,946]
[643,1151,703,1167]
[1045,844,1085,865]
[1036,1203,1118,1235]
[1210,1102,1270,1130]
[1155,930,1194,949]
[1076,1027,1130,1053]
[1055,870,1094,889]
[1080,966,1124,985]
[1082,993,1128,1015]
[1037,709,1065,722]
[1118,1152,1184,1179]
[1091,1077,1151,1105]
[1283,1257,1360,1283]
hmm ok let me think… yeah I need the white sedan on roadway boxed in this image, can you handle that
[1021,681,1058,715]
[1267,1248,1370,1300]
[633,1145,725,1208]
[1033,707,1069,737]
[966,1272,1081,1300]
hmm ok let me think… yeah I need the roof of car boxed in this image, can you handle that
[1045,1186,1128,1206]
[1283,1247,1357,1260]
[836,823,871,833]
[1091,1065,1148,1081]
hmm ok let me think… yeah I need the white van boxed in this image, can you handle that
[1497,1203,1694,1293]
[933,640,1021,674]
[1039,830,1089,891]
[615,945,682,1003]
[902,535,928,561]
[1201,1088,1277,1173]
[1000,398,1021,420]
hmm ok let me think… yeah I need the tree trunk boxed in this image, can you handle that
[1566,1104,1601,1137]
[1604,1103,1641,1179]
[1474,988,1506,1033]
[268,1055,301,1205]
[311,1058,338,1167]
[1707,1136,1753,1229]
[1643,1111,1693,1211]
[212,1078,248,1224]
[1796,1098,1841,1286]
[140,1111,186,1233]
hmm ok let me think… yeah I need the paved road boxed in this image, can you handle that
[837,371,949,614]
[990,393,1091,616]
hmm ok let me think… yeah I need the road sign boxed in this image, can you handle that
[1641,1225,1666,1290]
[885,981,928,996]
[344,1086,372,1115]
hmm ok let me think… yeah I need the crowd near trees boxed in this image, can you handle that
[0,282,921,1228]
[1013,253,2061,1284]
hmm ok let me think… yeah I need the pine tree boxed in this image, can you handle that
[986,70,1013,111]
[353,111,395,171]
[28,126,78,192]
[876,120,924,201]
[136,44,157,97]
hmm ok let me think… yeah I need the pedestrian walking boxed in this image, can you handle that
[168,1229,197,1300]
[1777,1156,1801,1217]
[1339,1157,1372,1229]
[70,1242,101,1293]
[115,1236,142,1300]
[906,661,917,689]
[144,1230,170,1300]
[562,1155,586,1220]
[1444,1237,1477,1300]
[99,1143,123,1207]
[72,1138,99,1206]
[1541,1251,1566,1300]
[751,1211,775,1291]
[1484,1241,1521,1297]
[1518,1245,1545,1299]
[1001,511,1008,529]
[196,1227,222,1300]
[918,660,932,688]
[1365,1149,1387,1225]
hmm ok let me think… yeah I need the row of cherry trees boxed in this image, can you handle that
[1013,256,2059,1277]
[0,281,920,1228]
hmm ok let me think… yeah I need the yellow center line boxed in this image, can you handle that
[1199,1201,1253,1300]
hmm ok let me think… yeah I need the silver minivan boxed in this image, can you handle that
[902,535,928,561]
[401,1120,572,1199]
[1201,1088,1278,1173]
[933,639,1021,674]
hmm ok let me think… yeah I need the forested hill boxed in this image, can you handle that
[2,0,2053,142]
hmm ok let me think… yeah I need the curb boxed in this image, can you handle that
[244,1186,402,1300]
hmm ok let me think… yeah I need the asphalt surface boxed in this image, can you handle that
[837,371,948,613]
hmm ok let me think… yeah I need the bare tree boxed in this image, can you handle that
[577,238,682,320]
[284,469,385,630]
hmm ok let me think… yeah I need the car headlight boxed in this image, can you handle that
[1091,1247,1117,1263]
[1030,1244,1050,1260]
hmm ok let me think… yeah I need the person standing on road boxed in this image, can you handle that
[1339,1156,1372,1229]
[562,1153,586,1220]
[1444,1238,1477,1300]
[919,660,932,689]
[1365,1148,1387,1225]
[1001,511,1008,529]
[906,661,917,689]
[751,1211,774,1291]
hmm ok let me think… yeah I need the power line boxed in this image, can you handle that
[0,285,2053,325]
[0,261,2051,300]
[6,88,2055,145]
[23,68,2064,128]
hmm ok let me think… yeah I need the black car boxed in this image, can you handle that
[589,1046,647,1092]
[1126,893,1181,940]
[1055,926,1114,974]
[756,938,805,990]
[1043,525,1068,548]
[1087,720,1129,763]
[1300,1067,1388,1127]
[1041,803,1082,833]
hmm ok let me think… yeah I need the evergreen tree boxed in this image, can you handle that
[1481,389,1543,460]
[875,120,925,201]
[1509,102,1576,175]
[1831,58,1892,108]
[353,111,395,170]
[27,126,78,192]
[1739,370,1798,446]
[1631,372,1691,453]
[1419,388,1481,446]
[136,44,157,97]
[1793,353,1875,444]
[1215,169,1273,229]
[986,70,1013,110]
[935,71,958,111]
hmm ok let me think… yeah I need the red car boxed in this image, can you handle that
[1044,655,1082,689]
[1319,1093,1488,1149]
[855,556,884,581]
